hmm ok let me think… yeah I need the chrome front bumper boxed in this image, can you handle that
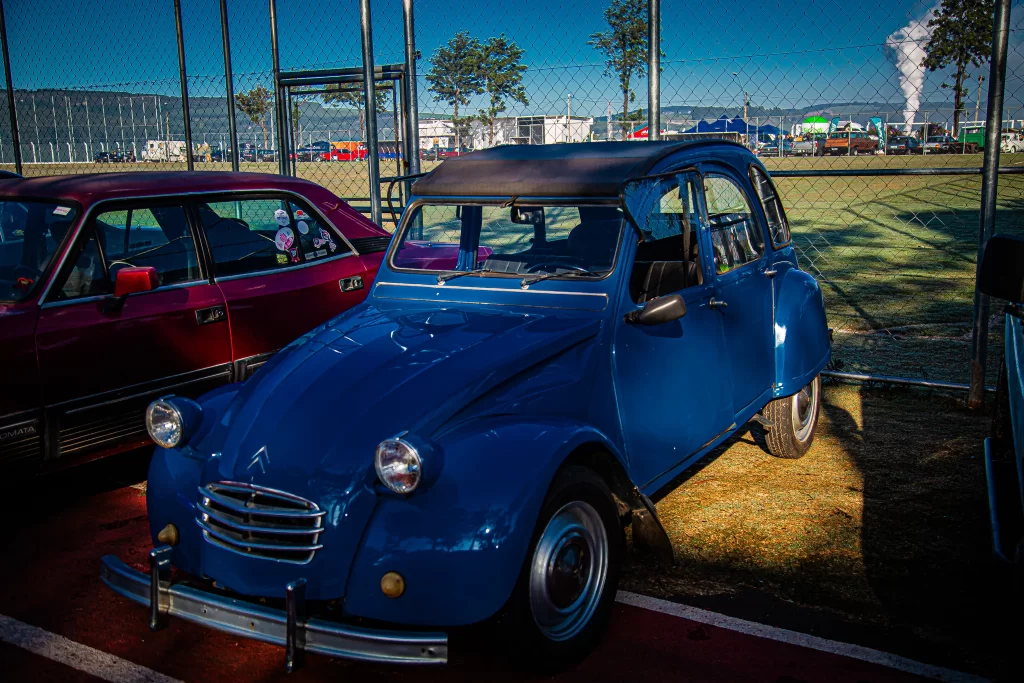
[100,549,447,667]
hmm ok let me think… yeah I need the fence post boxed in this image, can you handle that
[269,0,287,175]
[647,0,660,141]
[968,0,1012,409]
[360,0,382,226]
[403,0,420,177]
[173,0,194,171]
[0,0,22,175]
[220,0,239,171]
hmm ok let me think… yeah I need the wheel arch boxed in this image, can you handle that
[773,267,831,397]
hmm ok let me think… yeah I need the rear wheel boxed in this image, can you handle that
[763,375,821,459]
[506,466,621,670]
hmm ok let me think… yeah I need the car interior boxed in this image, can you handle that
[628,176,703,303]
[0,201,79,302]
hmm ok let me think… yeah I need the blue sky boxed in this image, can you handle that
[6,0,1024,121]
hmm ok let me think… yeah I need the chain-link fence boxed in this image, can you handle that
[0,0,1022,388]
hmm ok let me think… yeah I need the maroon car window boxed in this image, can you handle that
[0,200,79,302]
[55,205,200,300]
[198,198,342,277]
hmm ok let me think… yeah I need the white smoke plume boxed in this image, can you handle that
[886,5,938,134]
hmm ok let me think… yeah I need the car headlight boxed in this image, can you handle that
[375,437,422,494]
[146,400,183,448]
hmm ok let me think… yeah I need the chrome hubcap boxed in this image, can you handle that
[792,376,819,442]
[529,501,608,641]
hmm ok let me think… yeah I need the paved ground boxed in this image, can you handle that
[0,448,985,683]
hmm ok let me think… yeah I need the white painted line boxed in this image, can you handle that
[616,591,987,683]
[0,614,183,683]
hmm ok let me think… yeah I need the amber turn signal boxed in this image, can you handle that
[380,571,405,598]
[156,523,179,546]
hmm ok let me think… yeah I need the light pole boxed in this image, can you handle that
[731,72,750,146]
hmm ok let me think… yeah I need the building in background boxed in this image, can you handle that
[418,116,594,151]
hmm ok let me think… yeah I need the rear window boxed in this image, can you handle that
[0,199,80,302]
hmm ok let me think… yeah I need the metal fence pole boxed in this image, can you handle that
[968,0,1012,409]
[220,0,239,171]
[403,0,420,176]
[173,0,194,170]
[269,0,287,175]
[359,0,382,225]
[647,0,660,141]
[0,0,22,174]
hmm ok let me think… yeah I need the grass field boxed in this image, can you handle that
[5,152,1023,385]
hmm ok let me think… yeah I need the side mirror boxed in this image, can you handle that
[978,234,1024,304]
[113,266,158,297]
[625,294,687,326]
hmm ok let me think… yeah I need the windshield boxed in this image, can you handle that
[391,203,624,280]
[0,199,80,302]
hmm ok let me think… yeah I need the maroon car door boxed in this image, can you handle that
[0,302,41,467]
[194,195,376,377]
[34,202,233,462]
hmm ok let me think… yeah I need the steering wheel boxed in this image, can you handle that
[525,261,588,274]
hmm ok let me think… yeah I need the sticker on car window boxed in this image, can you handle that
[313,227,336,252]
[315,248,327,258]
[276,253,288,265]
[274,208,290,226]
[53,206,72,216]
[297,220,309,235]
[274,227,295,251]
[295,209,308,220]
[289,247,300,264]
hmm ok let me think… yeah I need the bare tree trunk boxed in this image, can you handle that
[261,121,268,149]
[621,83,629,140]
[953,61,966,136]
[454,90,461,150]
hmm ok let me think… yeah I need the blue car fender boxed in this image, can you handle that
[772,266,831,397]
[342,417,622,627]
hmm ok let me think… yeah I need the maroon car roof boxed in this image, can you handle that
[0,171,388,238]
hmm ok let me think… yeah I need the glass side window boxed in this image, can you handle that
[623,172,703,303]
[703,174,763,275]
[57,204,199,300]
[0,200,80,302]
[197,198,342,278]
[749,165,791,246]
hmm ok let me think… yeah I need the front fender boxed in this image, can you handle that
[773,267,830,397]
[342,417,621,627]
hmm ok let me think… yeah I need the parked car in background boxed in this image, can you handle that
[958,124,986,152]
[793,133,827,156]
[758,139,794,157]
[241,149,278,163]
[101,141,830,671]
[885,136,921,155]
[824,130,878,156]
[321,145,367,162]
[924,135,956,154]
[94,151,125,163]
[1001,132,1024,153]
[0,172,394,475]
[977,233,1024,565]
[296,142,331,161]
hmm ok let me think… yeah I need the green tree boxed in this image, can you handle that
[235,85,274,149]
[426,31,485,149]
[588,0,650,140]
[476,35,529,147]
[323,86,388,141]
[923,0,995,136]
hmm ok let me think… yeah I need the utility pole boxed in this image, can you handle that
[566,93,572,143]
[647,0,660,141]
[606,100,612,140]
[102,97,108,150]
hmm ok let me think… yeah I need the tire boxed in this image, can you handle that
[763,375,821,459]
[505,466,622,670]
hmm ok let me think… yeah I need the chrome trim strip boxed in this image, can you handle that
[214,250,354,283]
[198,507,322,536]
[51,363,234,412]
[375,281,608,299]
[199,487,327,519]
[196,519,324,553]
[100,555,448,665]
[39,279,210,310]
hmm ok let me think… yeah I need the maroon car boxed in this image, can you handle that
[0,172,391,473]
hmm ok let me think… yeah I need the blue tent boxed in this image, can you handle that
[683,115,758,135]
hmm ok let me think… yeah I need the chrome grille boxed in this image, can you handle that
[196,481,325,564]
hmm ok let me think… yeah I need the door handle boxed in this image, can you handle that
[764,269,778,278]
[709,298,728,310]
[195,305,227,325]
[339,276,364,292]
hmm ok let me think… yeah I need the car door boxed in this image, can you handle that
[35,200,233,462]
[614,171,735,488]
[194,194,373,377]
[702,170,776,415]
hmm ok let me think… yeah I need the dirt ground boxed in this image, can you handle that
[623,381,1016,679]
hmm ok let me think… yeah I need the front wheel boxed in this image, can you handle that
[506,466,621,670]
[763,375,821,459]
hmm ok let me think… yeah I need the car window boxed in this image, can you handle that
[197,197,344,278]
[703,174,764,274]
[749,166,791,247]
[0,200,80,302]
[56,204,199,300]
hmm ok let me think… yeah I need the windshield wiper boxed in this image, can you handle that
[437,267,491,284]
[519,269,610,289]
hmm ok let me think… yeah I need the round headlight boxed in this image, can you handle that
[375,438,422,494]
[146,400,183,448]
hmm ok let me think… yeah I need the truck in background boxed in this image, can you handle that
[142,140,189,162]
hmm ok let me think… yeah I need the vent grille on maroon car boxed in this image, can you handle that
[349,236,391,254]
[196,481,325,564]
